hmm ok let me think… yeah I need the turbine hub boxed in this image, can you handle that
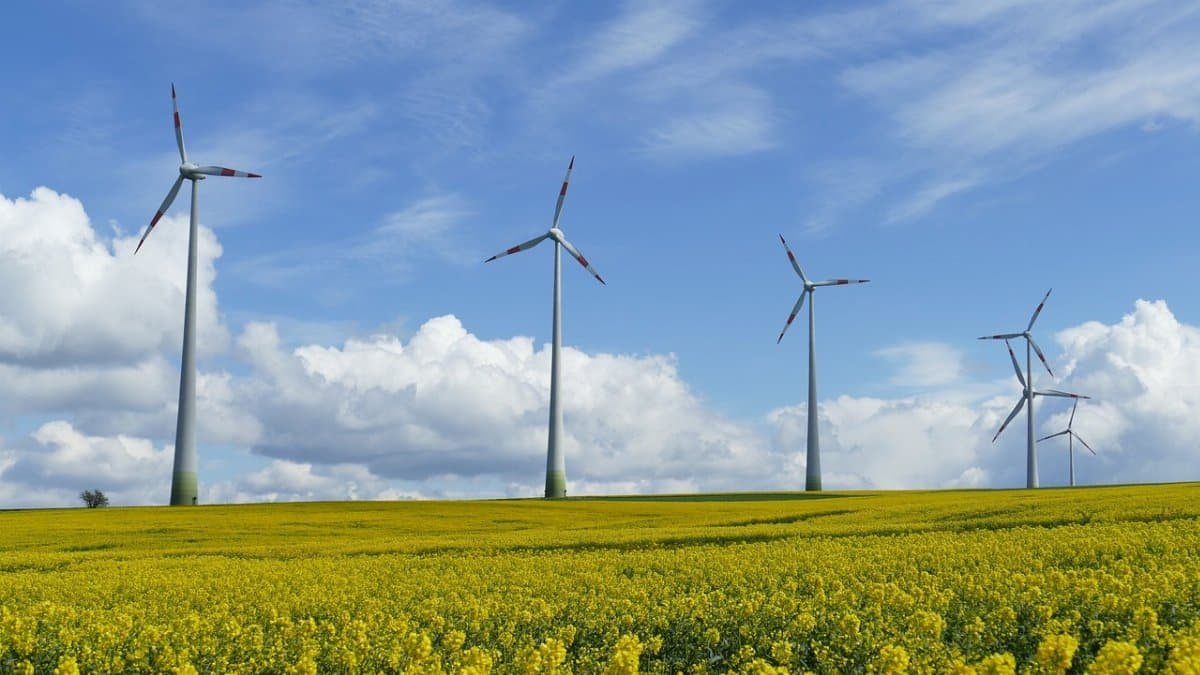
[548,227,564,242]
[179,162,201,179]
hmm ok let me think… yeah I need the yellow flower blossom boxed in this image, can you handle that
[1034,633,1078,674]
[1087,640,1143,675]
[870,644,909,674]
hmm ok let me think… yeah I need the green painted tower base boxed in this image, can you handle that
[170,472,198,506]
[545,470,567,499]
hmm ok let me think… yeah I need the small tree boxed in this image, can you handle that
[80,489,109,508]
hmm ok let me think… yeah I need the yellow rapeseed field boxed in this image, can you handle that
[2,484,1199,673]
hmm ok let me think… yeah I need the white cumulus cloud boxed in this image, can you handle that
[0,185,1198,505]
[229,315,773,495]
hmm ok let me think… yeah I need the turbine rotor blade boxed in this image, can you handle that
[1037,430,1069,442]
[135,175,186,254]
[484,233,549,263]
[1068,399,1078,428]
[558,236,605,285]
[172,83,187,164]
[777,291,808,344]
[812,279,870,287]
[992,396,1026,443]
[1027,335,1054,377]
[1005,339,1026,388]
[978,333,1023,340]
[1074,433,1097,455]
[1037,389,1088,399]
[778,234,808,283]
[551,156,574,230]
[193,166,262,178]
[1027,288,1052,332]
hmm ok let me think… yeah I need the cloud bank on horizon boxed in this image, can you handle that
[0,187,1197,506]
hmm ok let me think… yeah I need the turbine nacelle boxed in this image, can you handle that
[179,163,204,180]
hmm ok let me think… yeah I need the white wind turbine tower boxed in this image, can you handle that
[1038,398,1096,487]
[134,85,261,506]
[485,157,605,499]
[775,235,869,492]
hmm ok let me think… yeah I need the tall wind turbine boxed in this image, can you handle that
[485,157,605,499]
[135,85,261,506]
[1038,398,1096,487]
[978,290,1057,488]
[776,235,869,492]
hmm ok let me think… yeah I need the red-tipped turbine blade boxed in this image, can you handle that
[558,236,605,285]
[172,83,187,163]
[777,291,808,344]
[1040,388,1088,398]
[992,396,1026,443]
[551,156,574,230]
[1005,340,1026,388]
[778,234,808,283]
[813,278,870,286]
[194,166,262,178]
[135,175,185,254]
[484,233,548,263]
[979,333,1024,340]
[1027,336,1054,377]
[1027,288,1052,332]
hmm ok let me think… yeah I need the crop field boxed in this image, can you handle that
[1,485,1199,674]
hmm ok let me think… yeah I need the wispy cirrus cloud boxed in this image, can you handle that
[129,0,529,75]
[529,1,790,160]
[641,89,775,159]
[119,0,528,180]
[589,0,1200,228]
[817,0,1200,225]
[231,193,473,288]
[554,1,703,87]
[884,176,980,224]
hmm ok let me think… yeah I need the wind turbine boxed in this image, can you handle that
[978,289,1057,489]
[134,85,261,506]
[1038,398,1096,487]
[485,157,604,499]
[776,235,869,492]
[988,334,1089,488]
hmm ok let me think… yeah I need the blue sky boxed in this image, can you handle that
[1,1,1199,505]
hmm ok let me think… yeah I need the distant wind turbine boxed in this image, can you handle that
[485,157,605,499]
[988,333,1089,488]
[135,84,261,506]
[978,289,1058,489]
[776,235,869,492]
[1038,398,1096,487]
